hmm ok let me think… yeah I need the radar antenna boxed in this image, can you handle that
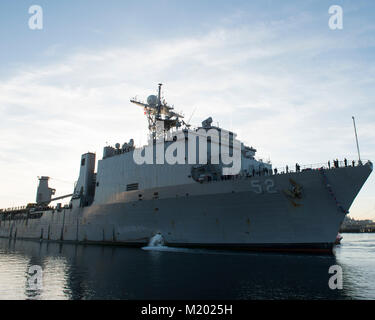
[130,84,185,141]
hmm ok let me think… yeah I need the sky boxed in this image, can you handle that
[0,0,374,219]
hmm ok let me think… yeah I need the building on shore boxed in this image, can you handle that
[340,216,375,233]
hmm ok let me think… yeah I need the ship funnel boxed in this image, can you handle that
[36,176,56,205]
[74,153,96,207]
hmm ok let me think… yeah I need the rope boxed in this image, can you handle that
[319,168,348,214]
[50,178,74,185]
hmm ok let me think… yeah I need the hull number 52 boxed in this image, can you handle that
[251,179,277,194]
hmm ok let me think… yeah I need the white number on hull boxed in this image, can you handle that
[251,180,262,194]
[265,179,277,194]
[251,179,278,194]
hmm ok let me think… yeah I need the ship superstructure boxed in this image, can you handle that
[0,84,372,253]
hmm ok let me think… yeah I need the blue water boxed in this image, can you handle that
[0,234,374,300]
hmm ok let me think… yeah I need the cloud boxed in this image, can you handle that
[0,14,374,218]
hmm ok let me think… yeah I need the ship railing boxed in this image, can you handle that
[198,159,370,184]
[0,206,28,214]
[0,204,55,214]
[273,159,370,175]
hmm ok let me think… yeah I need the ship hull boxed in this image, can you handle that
[0,163,372,254]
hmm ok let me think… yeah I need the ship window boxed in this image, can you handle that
[127,183,139,191]
[81,158,86,166]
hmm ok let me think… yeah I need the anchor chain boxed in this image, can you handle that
[319,168,348,214]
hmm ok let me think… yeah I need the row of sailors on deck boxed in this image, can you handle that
[250,158,358,177]
[275,163,301,175]
[218,163,306,181]
[328,158,356,169]
[207,158,360,182]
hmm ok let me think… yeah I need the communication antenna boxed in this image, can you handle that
[352,116,362,164]
[157,83,162,119]
[186,106,197,127]
[130,84,185,141]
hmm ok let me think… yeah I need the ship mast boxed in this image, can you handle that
[157,83,162,120]
[130,84,185,141]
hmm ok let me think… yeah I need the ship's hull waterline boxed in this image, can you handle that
[1,163,372,254]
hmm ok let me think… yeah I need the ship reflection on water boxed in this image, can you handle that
[0,235,374,300]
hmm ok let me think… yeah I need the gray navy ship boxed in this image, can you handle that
[0,84,372,253]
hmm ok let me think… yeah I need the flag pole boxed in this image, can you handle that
[352,116,362,164]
